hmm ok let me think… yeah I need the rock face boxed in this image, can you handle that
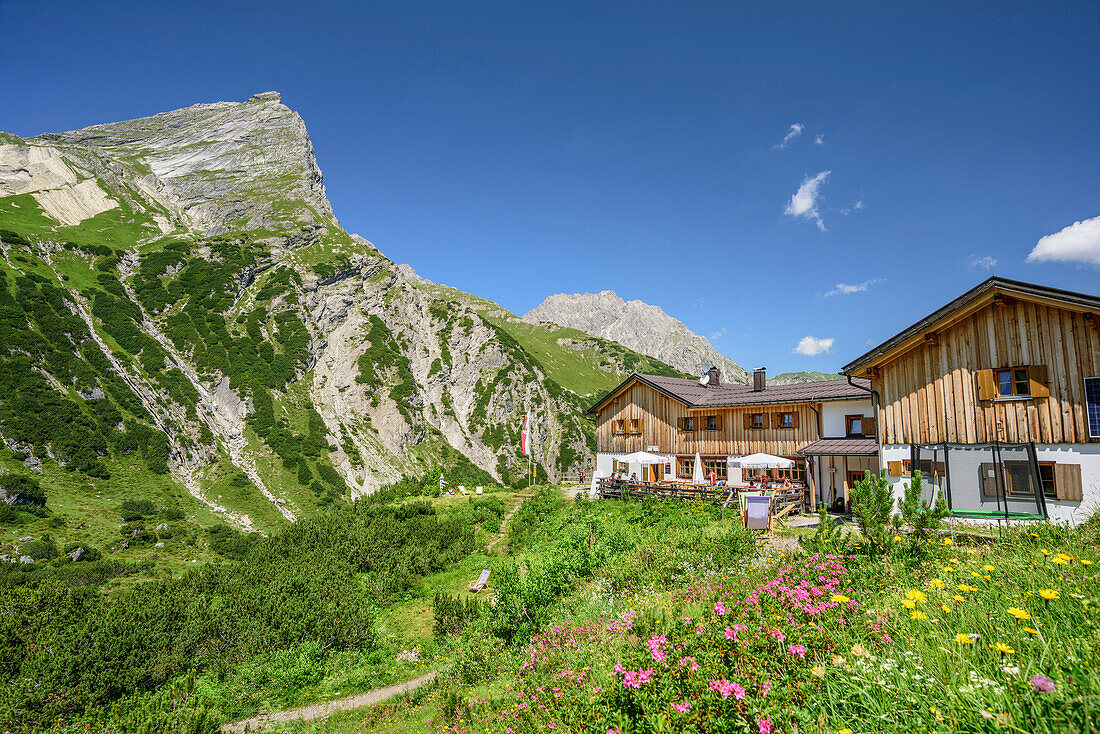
[524,291,750,384]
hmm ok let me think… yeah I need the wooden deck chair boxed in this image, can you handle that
[476,486,483,494]
[743,494,772,531]
[468,569,490,593]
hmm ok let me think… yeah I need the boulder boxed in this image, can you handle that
[19,536,34,543]
[19,555,33,564]
[155,542,165,548]
[67,547,85,562]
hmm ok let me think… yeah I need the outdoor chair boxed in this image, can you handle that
[468,569,490,592]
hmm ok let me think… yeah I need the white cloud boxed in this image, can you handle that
[784,170,831,231]
[710,327,727,341]
[822,277,884,297]
[776,123,804,149]
[840,199,864,215]
[1026,216,1100,266]
[793,335,835,356]
[966,254,998,272]
[814,133,825,145]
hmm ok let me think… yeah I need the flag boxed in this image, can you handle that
[521,411,530,456]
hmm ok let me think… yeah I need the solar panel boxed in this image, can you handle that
[1087,376,1100,439]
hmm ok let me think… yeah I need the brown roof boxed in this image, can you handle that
[842,276,1100,376]
[587,373,872,414]
[798,437,879,456]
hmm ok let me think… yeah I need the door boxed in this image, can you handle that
[648,463,664,483]
[847,471,864,494]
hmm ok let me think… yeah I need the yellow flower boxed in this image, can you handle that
[970,571,983,578]
[941,604,952,613]
[1057,553,1072,561]
[906,589,928,603]
[831,594,851,603]
[983,574,992,580]
[944,566,955,572]
[966,549,977,554]
[953,594,964,602]
[839,729,853,734]
[1051,557,1069,565]
[851,644,869,658]
[911,610,928,620]
[901,599,917,609]
[1038,589,1060,601]
[1040,549,1051,556]
[943,538,953,545]
[983,564,995,571]
[1081,559,1093,566]
[1007,607,1031,621]
[811,664,825,677]
[955,633,974,644]
[929,579,946,589]
[1029,532,1039,537]
[1023,627,1039,635]
[992,642,1014,655]
[893,535,902,542]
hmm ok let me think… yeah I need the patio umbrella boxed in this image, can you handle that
[621,451,666,465]
[692,452,704,485]
[728,453,795,469]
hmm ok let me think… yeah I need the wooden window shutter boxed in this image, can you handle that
[887,460,903,476]
[743,413,751,430]
[1028,365,1051,398]
[976,369,996,401]
[980,462,1003,497]
[863,416,877,437]
[678,417,686,430]
[791,412,800,429]
[771,413,779,429]
[714,415,723,431]
[634,419,643,434]
[1054,463,1083,501]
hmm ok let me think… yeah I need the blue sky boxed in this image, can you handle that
[3,1,1098,375]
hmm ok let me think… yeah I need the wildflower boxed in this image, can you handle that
[1002,665,1020,675]
[1040,549,1051,556]
[831,655,846,666]
[911,610,928,620]
[673,701,692,713]
[1023,627,1039,635]
[992,642,1014,655]
[1081,559,1093,565]
[944,566,955,572]
[839,729,853,734]
[941,604,952,613]
[758,716,774,734]
[812,665,825,677]
[1030,674,1056,693]
[893,535,902,542]
[1038,589,1059,601]
[902,599,917,609]
[831,594,850,603]
[905,589,928,603]
[944,538,953,545]
[970,571,983,578]
[1007,607,1031,621]
[983,564,995,571]
[788,643,807,659]
[955,633,974,644]
[929,579,945,589]
[714,600,727,615]
[1057,553,1072,561]
[760,679,771,696]
[851,643,869,658]
[1051,556,1069,565]
[953,595,965,602]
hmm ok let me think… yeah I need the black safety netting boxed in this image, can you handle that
[911,443,1047,520]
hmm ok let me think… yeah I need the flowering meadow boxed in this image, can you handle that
[422,493,1100,734]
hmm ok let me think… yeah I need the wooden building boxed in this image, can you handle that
[587,367,877,509]
[843,277,1100,525]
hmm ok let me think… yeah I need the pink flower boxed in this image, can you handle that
[788,643,807,659]
[673,701,692,713]
[725,627,739,640]
[715,600,727,615]
[758,715,774,734]
[770,628,786,643]
[1030,674,1056,693]
[760,679,771,696]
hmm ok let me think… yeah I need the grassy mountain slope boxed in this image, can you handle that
[0,93,684,569]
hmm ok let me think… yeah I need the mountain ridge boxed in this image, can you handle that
[524,289,750,384]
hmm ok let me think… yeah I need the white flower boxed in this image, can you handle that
[1002,666,1020,675]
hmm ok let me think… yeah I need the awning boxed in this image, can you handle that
[798,437,878,456]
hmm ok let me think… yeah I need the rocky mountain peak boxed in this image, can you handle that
[32,92,334,237]
[523,292,750,383]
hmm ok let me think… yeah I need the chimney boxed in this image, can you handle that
[707,366,721,387]
[753,367,766,392]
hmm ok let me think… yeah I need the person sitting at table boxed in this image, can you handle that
[629,472,638,484]
[747,477,757,488]
[782,477,792,489]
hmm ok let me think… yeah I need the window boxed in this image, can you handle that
[703,457,728,481]
[705,415,722,431]
[679,417,695,432]
[996,367,1031,398]
[845,415,863,437]
[1087,377,1100,438]
[613,460,630,474]
[613,420,627,435]
[778,412,794,429]
[749,413,764,430]
[678,457,694,477]
[1037,463,1056,499]
[629,419,642,435]
[744,462,806,484]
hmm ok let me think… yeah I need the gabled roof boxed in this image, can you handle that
[842,277,1100,377]
[586,373,871,415]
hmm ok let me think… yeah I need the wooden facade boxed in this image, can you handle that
[850,293,1100,445]
[593,381,823,457]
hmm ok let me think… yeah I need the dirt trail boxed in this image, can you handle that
[487,493,531,552]
[221,671,437,733]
